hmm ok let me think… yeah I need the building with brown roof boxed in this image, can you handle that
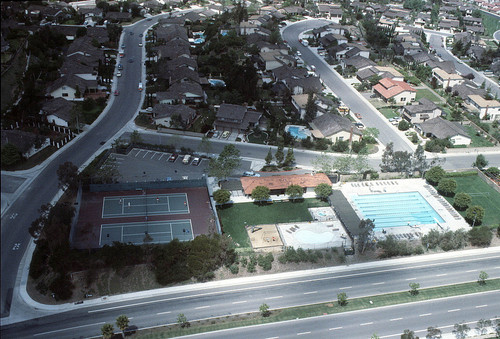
[240,173,332,196]
[373,78,416,105]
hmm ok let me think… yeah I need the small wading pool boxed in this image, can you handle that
[351,191,444,228]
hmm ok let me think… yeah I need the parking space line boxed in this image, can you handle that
[143,151,150,158]
[158,153,164,160]
[134,150,141,157]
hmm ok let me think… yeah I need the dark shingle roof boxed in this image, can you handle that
[416,117,469,139]
[310,113,361,137]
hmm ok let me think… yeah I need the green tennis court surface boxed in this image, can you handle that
[99,219,193,246]
[102,193,189,218]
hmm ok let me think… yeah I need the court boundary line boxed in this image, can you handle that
[101,193,189,218]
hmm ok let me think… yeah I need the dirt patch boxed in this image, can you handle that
[246,224,283,251]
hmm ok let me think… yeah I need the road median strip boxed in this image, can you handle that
[132,279,500,338]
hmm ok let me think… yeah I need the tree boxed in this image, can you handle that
[476,318,492,335]
[465,205,485,226]
[469,226,492,247]
[392,151,413,176]
[333,154,355,173]
[312,153,334,173]
[425,166,446,186]
[409,282,420,296]
[398,119,411,131]
[337,292,348,306]
[177,313,190,328]
[284,147,295,166]
[116,315,130,336]
[130,130,142,144]
[57,161,79,191]
[259,303,271,317]
[213,189,231,205]
[198,136,212,155]
[426,326,442,339]
[472,154,488,170]
[495,318,500,338]
[251,186,270,203]
[380,142,394,172]
[275,144,284,165]
[1,143,22,166]
[452,322,470,339]
[371,335,380,339]
[101,323,114,339]
[401,329,418,339]
[478,271,488,285]
[413,144,430,177]
[357,219,375,254]
[314,183,332,201]
[209,144,241,181]
[265,148,273,165]
[437,178,457,197]
[304,92,317,122]
[453,192,471,210]
[285,185,303,201]
[363,127,380,143]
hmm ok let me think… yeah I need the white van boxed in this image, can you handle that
[138,82,143,91]
[182,154,191,164]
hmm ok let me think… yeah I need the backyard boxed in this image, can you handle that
[443,174,500,227]
[217,199,330,247]
[463,125,495,147]
[415,88,442,103]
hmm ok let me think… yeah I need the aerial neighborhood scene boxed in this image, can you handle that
[1,0,500,338]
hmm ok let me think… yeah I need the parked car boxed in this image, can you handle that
[191,157,200,166]
[118,64,123,70]
[168,154,178,162]
[121,44,125,49]
[114,90,119,96]
[243,171,260,177]
[139,33,143,37]
[354,122,364,129]
[116,71,122,77]
[182,154,191,164]
[354,112,362,119]
[138,42,143,47]
[138,82,143,91]
[221,131,231,139]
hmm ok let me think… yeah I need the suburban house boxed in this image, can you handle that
[340,55,376,71]
[330,43,371,61]
[356,66,404,82]
[317,4,343,22]
[285,76,323,95]
[46,74,98,101]
[156,82,206,105]
[402,98,442,123]
[152,104,197,128]
[466,95,500,121]
[40,98,76,127]
[451,82,487,100]
[309,113,363,143]
[432,69,465,89]
[373,78,416,105]
[259,50,295,71]
[213,104,262,133]
[415,117,471,146]
[240,173,332,196]
[1,130,47,158]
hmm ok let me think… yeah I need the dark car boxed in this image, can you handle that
[139,33,143,37]
[114,90,119,96]
[128,58,134,63]
[129,31,134,35]
[168,154,178,162]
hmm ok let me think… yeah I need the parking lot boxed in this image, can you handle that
[108,148,209,182]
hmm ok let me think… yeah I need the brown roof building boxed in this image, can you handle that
[240,173,332,195]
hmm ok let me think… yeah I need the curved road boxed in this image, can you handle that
[0,18,157,318]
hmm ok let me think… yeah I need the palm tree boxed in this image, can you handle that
[116,315,130,337]
[101,323,114,339]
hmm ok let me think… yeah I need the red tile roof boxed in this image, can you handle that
[373,77,416,100]
[240,173,332,195]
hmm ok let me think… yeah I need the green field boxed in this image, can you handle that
[415,89,442,103]
[217,199,330,247]
[463,125,495,147]
[444,175,500,226]
[378,107,399,119]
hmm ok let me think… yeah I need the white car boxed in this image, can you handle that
[139,42,143,47]
[116,71,122,77]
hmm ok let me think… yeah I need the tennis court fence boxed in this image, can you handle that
[90,179,206,192]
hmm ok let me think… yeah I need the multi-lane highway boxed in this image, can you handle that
[1,248,498,338]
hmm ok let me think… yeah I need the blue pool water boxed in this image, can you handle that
[287,126,309,139]
[193,37,205,44]
[351,192,444,228]
[208,79,226,87]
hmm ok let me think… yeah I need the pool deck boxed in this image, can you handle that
[339,178,470,239]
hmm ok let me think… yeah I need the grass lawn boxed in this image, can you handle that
[463,125,495,147]
[217,199,330,247]
[415,89,441,103]
[443,175,500,226]
[378,107,398,119]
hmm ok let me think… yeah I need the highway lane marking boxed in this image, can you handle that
[436,274,447,276]
[195,306,210,309]
[419,313,432,317]
[34,322,105,336]
[360,322,373,326]
[265,337,279,339]
[303,291,317,295]
[157,311,171,315]
[297,331,311,335]
[372,282,385,285]
[329,327,343,330]
[232,300,247,304]
[466,269,477,272]
[447,308,460,312]
[390,318,403,321]
[87,255,500,314]
[475,304,487,308]
[339,286,352,290]
[405,278,416,281]
[265,296,283,300]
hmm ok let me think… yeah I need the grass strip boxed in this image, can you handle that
[133,279,500,338]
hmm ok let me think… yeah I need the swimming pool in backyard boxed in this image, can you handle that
[285,125,311,139]
[351,191,444,229]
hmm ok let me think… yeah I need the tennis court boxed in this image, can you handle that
[99,219,193,246]
[102,193,189,218]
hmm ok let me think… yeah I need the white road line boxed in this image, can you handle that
[436,273,447,276]
[297,331,311,335]
[329,327,343,330]
[143,151,150,158]
[466,269,477,272]
[390,318,403,321]
[265,296,283,300]
[134,151,141,157]
[339,286,352,290]
[265,337,279,339]
[419,313,432,317]
[475,304,488,308]
[156,311,171,315]
[232,301,247,304]
[303,291,317,295]
[158,154,164,160]
[448,309,461,312]
[195,306,210,310]
[360,322,373,326]
[372,282,385,285]
[405,278,416,281]
[34,322,105,336]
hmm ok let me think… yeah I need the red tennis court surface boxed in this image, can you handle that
[73,186,214,249]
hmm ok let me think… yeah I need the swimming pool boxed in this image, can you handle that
[351,192,444,228]
[285,125,310,139]
[208,79,226,87]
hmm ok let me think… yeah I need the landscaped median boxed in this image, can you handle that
[130,279,500,338]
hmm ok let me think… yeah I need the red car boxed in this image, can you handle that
[354,112,362,119]
[168,154,178,162]
[114,90,119,96]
